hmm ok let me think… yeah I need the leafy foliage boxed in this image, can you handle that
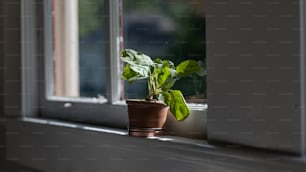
[162,90,190,121]
[121,49,203,121]
[78,0,104,38]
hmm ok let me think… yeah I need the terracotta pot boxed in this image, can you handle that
[126,99,169,137]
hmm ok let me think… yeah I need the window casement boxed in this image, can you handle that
[41,0,125,128]
[25,0,207,136]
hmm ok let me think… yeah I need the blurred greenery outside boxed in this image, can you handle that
[78,0,206,103]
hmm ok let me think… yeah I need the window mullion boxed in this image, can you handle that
[106,0,121,103]
[43,0,54,98]
[21,0,39,117]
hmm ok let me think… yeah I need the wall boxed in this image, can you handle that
[303,0,306,156]
[0,0,4,115]
[206,1,302,154]
[2,0,22,117]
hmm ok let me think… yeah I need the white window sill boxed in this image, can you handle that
[41,98,208,139]
[46,96,208,111]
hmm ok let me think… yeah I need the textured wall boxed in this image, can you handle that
[2,0,21,116]
[303,0,306,156]
[206,0,301,153]
[0,0,4,115]
[206,1,302,154]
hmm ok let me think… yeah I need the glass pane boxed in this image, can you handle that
[52,0,107,98]
[123,0,206,103]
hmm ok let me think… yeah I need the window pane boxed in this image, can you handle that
[52,0,107,98]
[123,0,206,103]
[79,0,107,97]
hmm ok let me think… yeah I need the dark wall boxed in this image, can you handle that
[2,0,21,117]
[0,0,4,116]
[206,0,302,154]
[304,0,306,155]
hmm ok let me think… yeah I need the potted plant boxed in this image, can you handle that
[121,49,203,137]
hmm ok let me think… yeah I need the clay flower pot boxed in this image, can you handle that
[126,99,169,137]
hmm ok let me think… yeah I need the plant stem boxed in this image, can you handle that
[147,75,154,100]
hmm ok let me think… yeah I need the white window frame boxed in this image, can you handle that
[22,0,207,135]
[52,0,80,97]
[39,0,127,128]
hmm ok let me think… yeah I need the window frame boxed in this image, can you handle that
[39,0,127,128]
[23,0,207,133]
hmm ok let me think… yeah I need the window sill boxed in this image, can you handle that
[41,98,208,139]
[21,117,209,147]
[1,117,306,171]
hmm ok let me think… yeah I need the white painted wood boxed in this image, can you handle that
[21,0,39,117]
[106,0,122,102]
[53,0,79,97]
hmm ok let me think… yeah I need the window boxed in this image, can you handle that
[123,0,206,103]
[40,0,207,134]
[52,0,108,98]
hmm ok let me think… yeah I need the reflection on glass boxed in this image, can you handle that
[78,0,106,98]
[52,0,106,98]
[123,0,206,103]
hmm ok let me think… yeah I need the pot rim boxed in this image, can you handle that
[126,99,168,107]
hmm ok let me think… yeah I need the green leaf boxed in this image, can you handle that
[130,64,150,77]
[121,49,154,66]
[154,58,175,69]
[176,60,201,77]
[151,59,177,91]
[161,77,176,91]
[122,64,148,84]
[153,63,171,89]
[121,49,153,84]
[162,90,190,121]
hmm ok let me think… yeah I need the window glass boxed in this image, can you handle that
[50,0,206,104]
[123,0,206,103]
[52,0,107,98]
[78,0,107,97]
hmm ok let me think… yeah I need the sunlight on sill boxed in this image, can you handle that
[21,117,211,148]
[47,96,108,104]
[22,117,127,135]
